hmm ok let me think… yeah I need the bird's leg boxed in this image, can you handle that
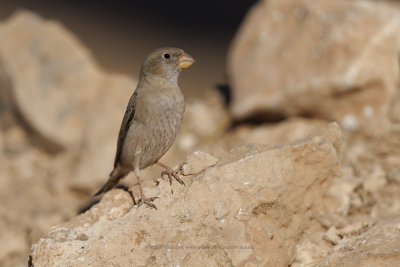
[157,162,185,186]
[134,167,157,209]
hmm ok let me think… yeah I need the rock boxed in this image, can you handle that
[69,74,136,190]
[30,123,342,266]
[317,211,349,230]
[0,10,139,266]
[228,0,400,135]
[292,220,332,266]
[324,175,360,217]
[319,217,400,266]
[221,118,328,150]
[294,240,328,267]
[362,164,387,194]
[337,221,370,237]
[2,124,29,153]
[0,130,2,152]
[0,57,14,128]
[178,89,230,152]
[0,10,142,190]
[323,227,340,245]
[0,10,103,149]
[385,155,400,183]
[181,151,218,175]
[0,147,80,267]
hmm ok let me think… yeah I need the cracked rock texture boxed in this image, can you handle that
[181,150,218,175]
[30,124,342,267]
[319,217,400,267]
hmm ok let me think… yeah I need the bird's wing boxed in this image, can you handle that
[113,91,137,169]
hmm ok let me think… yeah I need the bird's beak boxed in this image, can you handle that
[178,53,195,69]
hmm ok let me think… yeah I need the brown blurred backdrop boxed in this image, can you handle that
[0,0,257,98]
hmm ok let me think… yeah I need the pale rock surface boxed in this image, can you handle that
[0,10,137,266]
[178,89,230,152]
[323,227,340,245]
[319,217,400,267]
[30,123,342,267]
[295,127,400,266]
[337,221,370,237]
[324,175,361,217]
[362,164,387,194]
[0,10,139,189]
[220,118,328,150]
[0,146,80,267]
[292,219,332,267]
[181,151,218,175]
[0,10,102,149]
[228,0,400,135]
[69,74,136,190]
[322,221,371,247]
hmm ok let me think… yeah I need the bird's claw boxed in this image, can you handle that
[161,165,185,187]
[139,196,158,209]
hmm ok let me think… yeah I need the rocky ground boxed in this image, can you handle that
[1,0,400,266]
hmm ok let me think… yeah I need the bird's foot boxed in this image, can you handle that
[161,164,185,187]
[139,196,158,210]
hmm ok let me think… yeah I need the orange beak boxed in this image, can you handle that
[178,52,195,69]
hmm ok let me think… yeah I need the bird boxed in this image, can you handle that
[94,47,195,208]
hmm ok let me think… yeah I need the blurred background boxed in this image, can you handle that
[0,0,257,99]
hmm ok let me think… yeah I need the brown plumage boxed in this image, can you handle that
[95,47,195,208]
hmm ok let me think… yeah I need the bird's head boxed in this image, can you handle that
[140,47,195,86]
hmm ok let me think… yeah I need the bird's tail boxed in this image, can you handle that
[94,166,128,196]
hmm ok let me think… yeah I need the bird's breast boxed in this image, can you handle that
[142,88,185,127]
[136,88,185,168]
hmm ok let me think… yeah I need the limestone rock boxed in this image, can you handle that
[221,118,328,150]
[0,147,81,267]
[228,0,400,135]
[319,217,400,266]
[70,74,136,190]
[181,151,218,175]
[0,10,139,266]
[0,10,103,149]
[325,175,360,217]
[0,10,141,190]
[30,123,342,266]
[323,227,340,245]
[337,221,370,237]
[293,220,332,266]
[362,164,387,194]
[0,57,14,128]
[178,89,230,152]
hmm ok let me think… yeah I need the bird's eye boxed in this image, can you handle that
[163,53,170,59]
